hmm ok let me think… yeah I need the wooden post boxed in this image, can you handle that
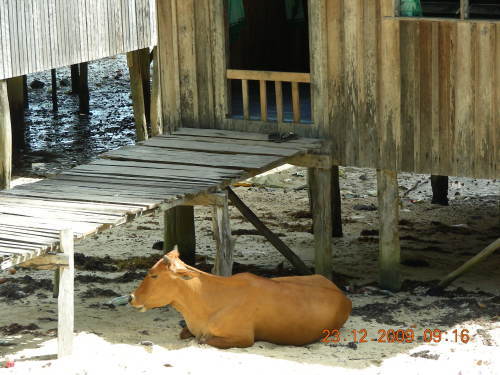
[22,75,28,109]
[308,167,342,238]
[377,169,401,291]
[70,64,80,94]
[6,76,25,152]
[127,50,149,141]
[57,229,74,358]
[309,167,333,278]
[78,63,89,115]
[51,69,58,112]
[331,166,343,237]
[212,191,233,276]
[163,206,196,265]
[139,49,151,126]
[0,80,12,190]
[150,46,162,136]
[431,175,449,206]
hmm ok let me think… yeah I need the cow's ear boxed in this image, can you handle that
[170,261,200,280]
[162,255,171,266]
[169,245,180,258]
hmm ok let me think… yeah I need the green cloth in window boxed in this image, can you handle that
[285,0,305,23]
[228,0,245,44]
[400,0,423,17]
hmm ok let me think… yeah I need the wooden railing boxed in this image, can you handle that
[226,69,311,123]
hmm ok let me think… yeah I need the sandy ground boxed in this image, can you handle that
[1,166,499,375]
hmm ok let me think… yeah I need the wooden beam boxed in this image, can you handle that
[6,76,25,152]
[51,69,58,112]
[127,50,149,141]
[163,206,196,265]
[309,168,332,278]
[227,187,312,276]
[212,191,233,276]
[242,79,249,120]
[331,166,343,237]
[275,81,283,123]
[377,169,401,291]
[227,69,311,83]
[78,63,89,115]
[0,80,12,190]
[57,228,74,358]
[291,82,301,123]
[19,254,69,270]
[288,153,332,169]
[70,65,79,94]
[436,238,500,290]
[150,47,162,136]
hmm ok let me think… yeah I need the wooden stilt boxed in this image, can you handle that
[150,47,162,136]
[227,188,312,275]
[127,50,148,141]
[57,229,74,358]
[163,206,196,265]
[22,75,28,109]
[139,49,151,126]
[70,64,80,94]
[431,175,449,205]
[0,80,12,190]
[436,238,500,290]
[78,63,89,115]
[212,191,233,276]
[6,76,25,152]
[309,167,333,278]
[51,69,58,112]
[377,169,401,291]
[331,166,343,237]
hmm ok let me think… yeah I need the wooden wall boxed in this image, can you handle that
[397,19,499,179]
[156,0,498,179]
[0,0,156,80]
[323,0,498,179]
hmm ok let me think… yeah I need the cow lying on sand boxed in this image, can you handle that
[129,248,352,349]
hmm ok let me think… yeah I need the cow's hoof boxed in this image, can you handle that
[179,327,194,340]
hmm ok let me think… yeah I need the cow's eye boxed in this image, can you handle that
[150,275,158,279]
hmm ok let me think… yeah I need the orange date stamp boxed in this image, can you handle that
[321,328,471,344]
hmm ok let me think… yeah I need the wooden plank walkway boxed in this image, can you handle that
[0,128,321,269]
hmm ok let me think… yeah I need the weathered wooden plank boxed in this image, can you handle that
[172,128,322,146]
[227,69,311,83]
[102,145,282,170]
[474,23,495,179]
[140,137,298,157]
[0,80,11,190]
[291,82,301,123]
[419,21,433,172]
[210,0,229,128]
[88,158,245,176]
[194,0,214,128]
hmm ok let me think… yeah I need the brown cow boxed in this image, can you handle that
[129,248,352,349]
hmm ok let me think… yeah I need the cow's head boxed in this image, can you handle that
[129,247,199,311]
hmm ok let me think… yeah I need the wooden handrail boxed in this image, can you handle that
[227,69,311,123]
[227,69,311,83]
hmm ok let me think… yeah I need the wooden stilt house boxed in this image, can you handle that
[155,0,499,290]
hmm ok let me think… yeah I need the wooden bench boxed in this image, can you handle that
[0,127,327,357]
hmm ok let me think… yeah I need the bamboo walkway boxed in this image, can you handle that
[0,127,321,270]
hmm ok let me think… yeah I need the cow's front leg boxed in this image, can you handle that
[199,334,254,349]
[179,326,194,340]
